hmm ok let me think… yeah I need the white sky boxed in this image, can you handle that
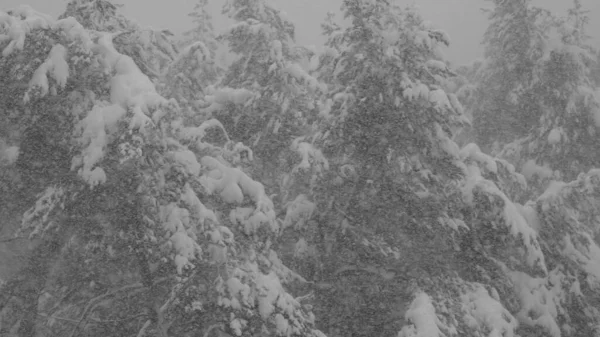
[2,0,600,65]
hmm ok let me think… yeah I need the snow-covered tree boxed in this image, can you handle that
[531,169,600,336]
[61,0,178,78]
[202,0,325,193]
[472,0,553,151]
[399,140,600,337]
[4,1,600,337]
[499,0,600,185]
[439,60,482,147]
[181,0,218,55]
[456,3,600,336]
[0,5,324,337]
[291,1,479,335]
[281,1,600,336]
[161,0,223,110]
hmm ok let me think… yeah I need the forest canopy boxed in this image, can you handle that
[1,0,600,337]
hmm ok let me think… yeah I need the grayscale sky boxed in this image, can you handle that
[2,0,600,65]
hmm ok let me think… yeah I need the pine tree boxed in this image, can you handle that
[466,2,600,336]
[0,5,324,337]
[286,2,599,336]
[161,0,222,108]
[4,1,600,337]
[472,0,553,151]
[499,0,600,184]
[181,0,218,56]
[206,0,325,192]
[295,1,480,335]
[60,0,178,79]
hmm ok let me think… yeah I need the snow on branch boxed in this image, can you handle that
[0,6,53,56]
[2,6,173,188]
[226,18,272,38]
[460,143,498,174]
[400,279,520,337]
[399,292,444,337]
[291,138,329,173]
[72,102,126,187]
[536,169,600,289]
[175,118,230,145]
[20,186,66,237]
[199,156,277,235]
[159,202,204,274]
[461,155,546,272]
[507,269,562,337]
[70,31,171,186]
[157,182,220,274]
[24,44,69,100]
[460,284,518,337]
[200,87,256,114]
[1,6,93,56]
[284,62,327,93]
[217,258,321,337]
[94,32,167,115]
[282,194,315,230]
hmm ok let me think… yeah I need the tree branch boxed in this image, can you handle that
[0,236,26,243]
[37,312,79,324]
[333,264,395,280]
[136,319,152,337]
[154,272,197,337]
[203,323,224,337]
[40,310,147,326]
[68,282,145,337]
[89,312,147,324]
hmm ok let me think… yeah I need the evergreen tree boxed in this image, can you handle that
[61,0,178,78]
[469,2,600,336]
[499,0,600,184]
[161,0,222,109]
[286,1,600,336]
[206,0,325,192]
[181,0,219,56]
[0,5,324,337]
[472,0,553,151]
[3,1,600,337]
[294,1,482,335]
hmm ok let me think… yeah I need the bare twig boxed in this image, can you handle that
[89,312,147,324]
[68,282,145,337]
[40,310,147,325]
[158,272,196,314]
[154,272,197,337]
[37,312,79,324]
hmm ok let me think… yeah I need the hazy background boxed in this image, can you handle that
[2,0,600,65]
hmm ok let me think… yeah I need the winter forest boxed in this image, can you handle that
[1,0,600,336]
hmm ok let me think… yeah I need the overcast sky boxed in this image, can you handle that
[2,0,600,65]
